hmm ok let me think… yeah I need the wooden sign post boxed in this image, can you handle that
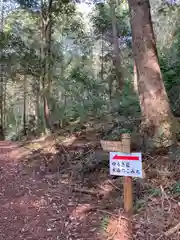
[101,133,142,239]
[122,134,133,239]
[121,134,133,215]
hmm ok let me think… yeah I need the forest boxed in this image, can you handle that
[0,0,180,239]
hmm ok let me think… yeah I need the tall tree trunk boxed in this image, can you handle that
[23,74,27,136]
[35,77,40,130]
[110,0,124,91]
[0,0,4,140]
[3,71,6,129]
[101,32,104,82]
[128,0,177,149]
[40,0,46,132]
[0,63,4,140]
[40,0,53,132]
[46,0,53,93]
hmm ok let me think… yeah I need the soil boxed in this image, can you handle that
[0,138,179,240]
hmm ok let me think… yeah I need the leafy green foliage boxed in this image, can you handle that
[2,0,180,138]
[92,2,130,37]
[152,1,180,116]
[16,0,39,9]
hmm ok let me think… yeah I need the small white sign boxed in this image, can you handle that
[109,152,142,178]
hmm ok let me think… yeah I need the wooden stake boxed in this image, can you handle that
[123,176,133,214]
[122,133,133,214]
[121,134,133,239]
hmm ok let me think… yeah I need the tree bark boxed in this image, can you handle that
[128,0,177,149]
[0,0,4,140]
[101,32,104,82]
[35,77,40,130]
[0,63,4,140]
[40,0,53,132]
[23,74,27,136]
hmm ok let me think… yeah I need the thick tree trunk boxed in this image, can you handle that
[128,0,177,149]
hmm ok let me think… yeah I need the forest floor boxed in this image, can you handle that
[0,128,180,239]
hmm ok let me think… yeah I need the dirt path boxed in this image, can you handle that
[0,141,105,240]
[0,140,179,240]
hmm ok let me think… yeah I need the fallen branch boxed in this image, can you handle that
[164,222,180,237]
[72,203,125,218]
[70,186,103,197]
